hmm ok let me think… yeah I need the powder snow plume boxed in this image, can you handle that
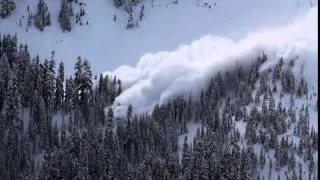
[105,7,318,115]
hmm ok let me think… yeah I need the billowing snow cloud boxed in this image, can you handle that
[105,7,318,115]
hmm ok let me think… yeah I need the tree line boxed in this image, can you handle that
[0,33,318,179]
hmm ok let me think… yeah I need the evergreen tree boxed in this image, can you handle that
[54,62,64,111]
[281,68,295,93]
[0,0,16,18]
[117,79,122,96]
[139,5,144,21]
[38,149,51,179]
[298,163,303,180]
[34,0,51,31]
[74,57,92,105]
[64,77,75,112]
[42,59,56,112]
[0,53,10,110]
[127,104,132,126]
[181,136,192,176]
[59,0,73,32]
[273,58,283,80]
[3,65,23,179]
[126,2,134,29]
[259,149,266,169]
[5,64,22,131]
[114,0,124,7]
[296,78,308,98]
[105,108,114,148]
[5,127,21,179]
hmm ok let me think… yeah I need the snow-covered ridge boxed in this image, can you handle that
[0,0,314,75]
[108,7,318,114]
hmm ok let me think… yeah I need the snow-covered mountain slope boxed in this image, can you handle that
[106,9,318,179]
[108,6,318,115]
[0,0,315,75]
[168,47,318,179]
[1,1,318,179]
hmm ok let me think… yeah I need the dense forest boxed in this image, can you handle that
[0,33,318,179]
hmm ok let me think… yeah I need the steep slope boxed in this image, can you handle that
[108,6,317,115]
[0,1,317,179]
[105,6,318,179]
[0,0,315,75]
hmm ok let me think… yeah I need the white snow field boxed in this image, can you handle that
[0,0,316,75]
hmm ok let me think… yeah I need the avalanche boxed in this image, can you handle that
[108,6,318,115]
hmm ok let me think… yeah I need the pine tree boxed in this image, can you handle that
[0,53,10,110]
[114,0,124,7]
[3,63,23,179]
[55,62,64,111]
[41,59,56,112]
[259,149,266,169]
[52,120,59,147]
[281,68,295,93]
[64,77,72,112]
[126,2,134,29]
[309,156,314,173]
[33,91,49,150]
[74,57,92,106]
[16,44,30,91]
[298,163,303,180]
[139,5,144,21]
[38,149,51,179]
[296,78,308,98]
[245,121,257,145]
[117,79,122,96]
[98,74,104,94]
[5,127,21,179]
[254,93,260,106]
[59,0,73,32]
[5,64,22,131]
[240,147,253,180]
[27,12,32,29]
[181,136,192,175]
[60,119,67,147]
[127,104,132,126]
[273,58,283,80]
[105,108,114,149]
[0,0,16,18]
[34,0,51,31]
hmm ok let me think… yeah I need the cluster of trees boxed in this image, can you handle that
[59,0,88,31]
[2,0,145,31]
[0,33,318,179]
[0,33,121,179]
[0,0,16,18]
[75,3,86,25]
[2,0,89,32]
[113,0,145,29]
[34,0,51,31]
[58,0,73,32]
